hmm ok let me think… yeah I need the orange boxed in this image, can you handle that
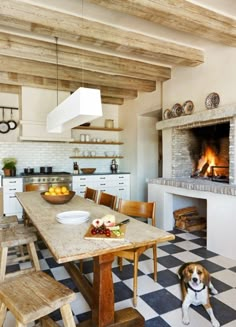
[54,186,62,194]
[48,187,55,193]
[61,186,68,194]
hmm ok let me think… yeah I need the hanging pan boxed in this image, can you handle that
[0,108,10,134]
[8,108,17,130]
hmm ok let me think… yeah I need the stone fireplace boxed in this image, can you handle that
[148,104,236,260]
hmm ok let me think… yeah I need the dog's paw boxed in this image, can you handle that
[182,317,190,325]
[211,288,218,295]
[212,319,220,327]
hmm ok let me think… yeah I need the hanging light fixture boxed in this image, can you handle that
[47,37,102,133]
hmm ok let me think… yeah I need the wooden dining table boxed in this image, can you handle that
[16,191,175,327]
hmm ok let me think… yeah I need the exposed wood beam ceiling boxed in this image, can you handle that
[1,0,234,104]
[89,0,236,47]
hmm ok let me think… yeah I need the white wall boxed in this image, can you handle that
[119,88,161,200]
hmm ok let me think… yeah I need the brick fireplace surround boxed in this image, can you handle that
[148,104,236,260]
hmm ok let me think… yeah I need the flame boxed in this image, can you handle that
[197,146,217,175]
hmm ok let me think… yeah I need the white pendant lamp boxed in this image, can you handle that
[47,37,103,133]
[47,87,102,133]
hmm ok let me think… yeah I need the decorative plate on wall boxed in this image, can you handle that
[171,103,183,117]
[182,100,194,115]
[205,92,220,109]
[163,109,172,120]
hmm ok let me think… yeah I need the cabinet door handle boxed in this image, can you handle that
[118,188,125,191]
[99,177,106,180]
[118,176,124,179]
[80,184,86,187]
[118,182,124,185]
[100,183,106,186]
[9,188,17,191]
[9,195,16,198]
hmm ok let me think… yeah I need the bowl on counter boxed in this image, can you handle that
[80,168,96,174]
[41,191,75,204]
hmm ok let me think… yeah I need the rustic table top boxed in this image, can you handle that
[16,191,175,264]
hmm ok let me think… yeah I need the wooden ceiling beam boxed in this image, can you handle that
[0,83,20,94]
[0,55,156,92]
[0,32,171,81]
[0,0,204,66]
[0,72,138,100]
[88,0,236,47]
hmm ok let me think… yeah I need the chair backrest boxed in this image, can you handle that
[84,187,98,202]
[117,199,156,226]
[97,192,117,210]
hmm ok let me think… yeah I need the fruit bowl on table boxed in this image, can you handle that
[80,168,96,174]
[41,191,75,204]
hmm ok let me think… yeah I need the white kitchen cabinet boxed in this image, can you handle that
[3,178,23,220]
[72,174,130,201]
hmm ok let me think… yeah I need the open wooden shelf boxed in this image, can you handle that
[70,141,124,145]
[72,126,123,131]
[69,156,123,159]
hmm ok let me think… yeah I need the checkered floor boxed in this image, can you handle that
[4,228,236,327]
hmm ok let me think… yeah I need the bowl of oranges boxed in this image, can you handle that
[41,186,75,204]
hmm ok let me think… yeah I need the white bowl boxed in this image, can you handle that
[56,211,90,224]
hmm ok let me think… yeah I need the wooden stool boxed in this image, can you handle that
[0,225,40,282]
[0,215,18,230]
[0,271,76,327]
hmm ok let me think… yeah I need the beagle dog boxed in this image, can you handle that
[178,262,220,327]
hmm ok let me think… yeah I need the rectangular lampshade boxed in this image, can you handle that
[47,87,103,133]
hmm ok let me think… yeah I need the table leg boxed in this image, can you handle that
[65,253,144,327]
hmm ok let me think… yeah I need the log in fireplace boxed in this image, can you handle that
[190,122,229,182]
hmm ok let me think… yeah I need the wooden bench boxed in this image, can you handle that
[0,271,76,327]
[0,224,40,281]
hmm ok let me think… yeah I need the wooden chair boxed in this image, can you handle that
[84,187,98,202]
[0,270,76,327]
[97,191,117,210]
[0,224,40,282]
[114,199,156,307]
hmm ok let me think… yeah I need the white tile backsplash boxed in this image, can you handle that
[0,141,122,175]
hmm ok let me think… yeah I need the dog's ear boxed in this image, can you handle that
[202,267,211,286]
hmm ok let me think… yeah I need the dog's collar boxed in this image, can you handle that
[185,283,206,298]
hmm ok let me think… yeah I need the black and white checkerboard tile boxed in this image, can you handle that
[4,229,236,326]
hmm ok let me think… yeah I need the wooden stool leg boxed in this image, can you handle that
[133,252,138,307]
[0,302,7,326]
[0,247,8,282]
[60,303,76,327]
[26,242,40,271]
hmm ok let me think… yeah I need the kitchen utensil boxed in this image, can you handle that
[7,109,17,130]
[41,191,75,204]
[80,168,96,174]
[40,166,53,174]
[105,151,115,157]
[0,108,10,134]
[116,219,130,226]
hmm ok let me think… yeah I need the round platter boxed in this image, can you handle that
[205,92,220,109]
[171,103,182,117]
[182,100,194,115]
[163,109,172,120]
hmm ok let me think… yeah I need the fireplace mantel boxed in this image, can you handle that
[156,103,236,130]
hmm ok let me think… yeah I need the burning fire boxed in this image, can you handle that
[197,146,217,176]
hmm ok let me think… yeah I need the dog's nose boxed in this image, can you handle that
[192,277,198,283]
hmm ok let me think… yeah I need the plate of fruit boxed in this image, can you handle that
[41,186,75,204]
[84,215,129,240]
